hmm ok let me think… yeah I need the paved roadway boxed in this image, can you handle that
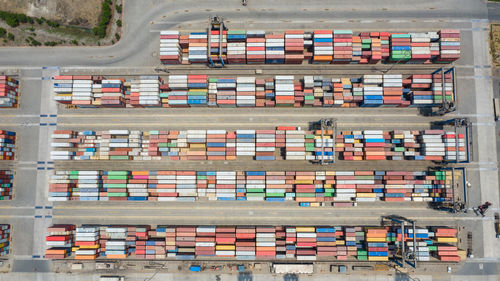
[0,0,499,280]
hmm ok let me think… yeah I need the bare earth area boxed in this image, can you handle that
[0,0,121,47]
[0,0,103,27]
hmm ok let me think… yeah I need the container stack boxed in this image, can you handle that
[75,170,100,201]
[0,170,13,200]
[53,75,73,104]
[167,75,189,107]
[443,131,466,161]
[398,228,431,261]
[434,227,460,262]
[410,74,434,105]
[48,171,73,201]
[161,29,460,64]
[390,34,411,62]
[215,227,236,257]
[370,33,383,63]
[227,30,247,64]
[236,77,256,107]
[74,226,100,260]
[410,33,431,63]
[45,224,75,259]
[333,30,353,63]
[101,79,124,107]
[209,29,227,64]
[255,130,275,160]
[314,129,334,162]
[216,78,237,107]
[437,29,461,63]
[285,129,305,160]
[265,33,285,64]
[0,224,10,256]
[380,32,391,60]
[432,72,454,105]
[188,32,208,63]
[187,75,208,107]
[103,227,129,259]
[351,35,362,63]
[176,226,196,259]
[419,130,446,161]
[207,78,218,106]
[255,78,266,107]
[46,225,463,262]
[0,76,19,108]
[274,76,294,107]
[54,73,455,108]
[0,130,15,160]
[130,76,161,107]
[285,30,305,64]
[160,30,181,64]
[362,75,383,107]
[365,228,389,261]
[195,226,216,256]
[313,30,333,63]
[256,227,276,259]
[382,74,406,107]
[236,227,256,259]
[71,76,93,106]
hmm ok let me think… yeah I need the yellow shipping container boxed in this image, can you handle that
[368,256,389,261]
[366,237,387,242]
[216,245,235,251]
[356,193,376,198]
[436,237,458,243]
[295,227,315,232]
[79,244,100,249]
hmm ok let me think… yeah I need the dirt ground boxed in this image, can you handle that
[0,0,122,47]
[491,24,500,67]
[0,0,104,27]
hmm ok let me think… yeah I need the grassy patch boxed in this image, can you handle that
[491,24,500,66]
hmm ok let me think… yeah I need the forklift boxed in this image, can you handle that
[208,16,227,68]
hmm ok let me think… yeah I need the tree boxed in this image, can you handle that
[116,19,122,27]
[7,33,14,41]
[5,15,19,27]
[116,4,122,13]
[0,27,6,37]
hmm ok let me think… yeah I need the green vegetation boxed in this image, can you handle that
[26,36,41,46]
[115,32,120,40]
[93,0,113,38]
[44,41,57,46]
[71,39,78,45]
[46,20,60,28]
[0,27,6,37]
[116,19,122,27]
[0,11,34,27]
[7,33,14,41]
[35,18,43,25]
[116,4,122,14]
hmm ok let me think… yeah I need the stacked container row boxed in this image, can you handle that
[0,76,19,108]
[0,130,15,160]
[0,170,13,200]
[45,225,463,262]
[53,72,454,108]
[48,170,453,203]
[160,29,460,65]
[0,225,10,256]
[336,129,466,161]
[50,128,465,162]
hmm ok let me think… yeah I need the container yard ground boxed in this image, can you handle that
[0,0,499,280]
